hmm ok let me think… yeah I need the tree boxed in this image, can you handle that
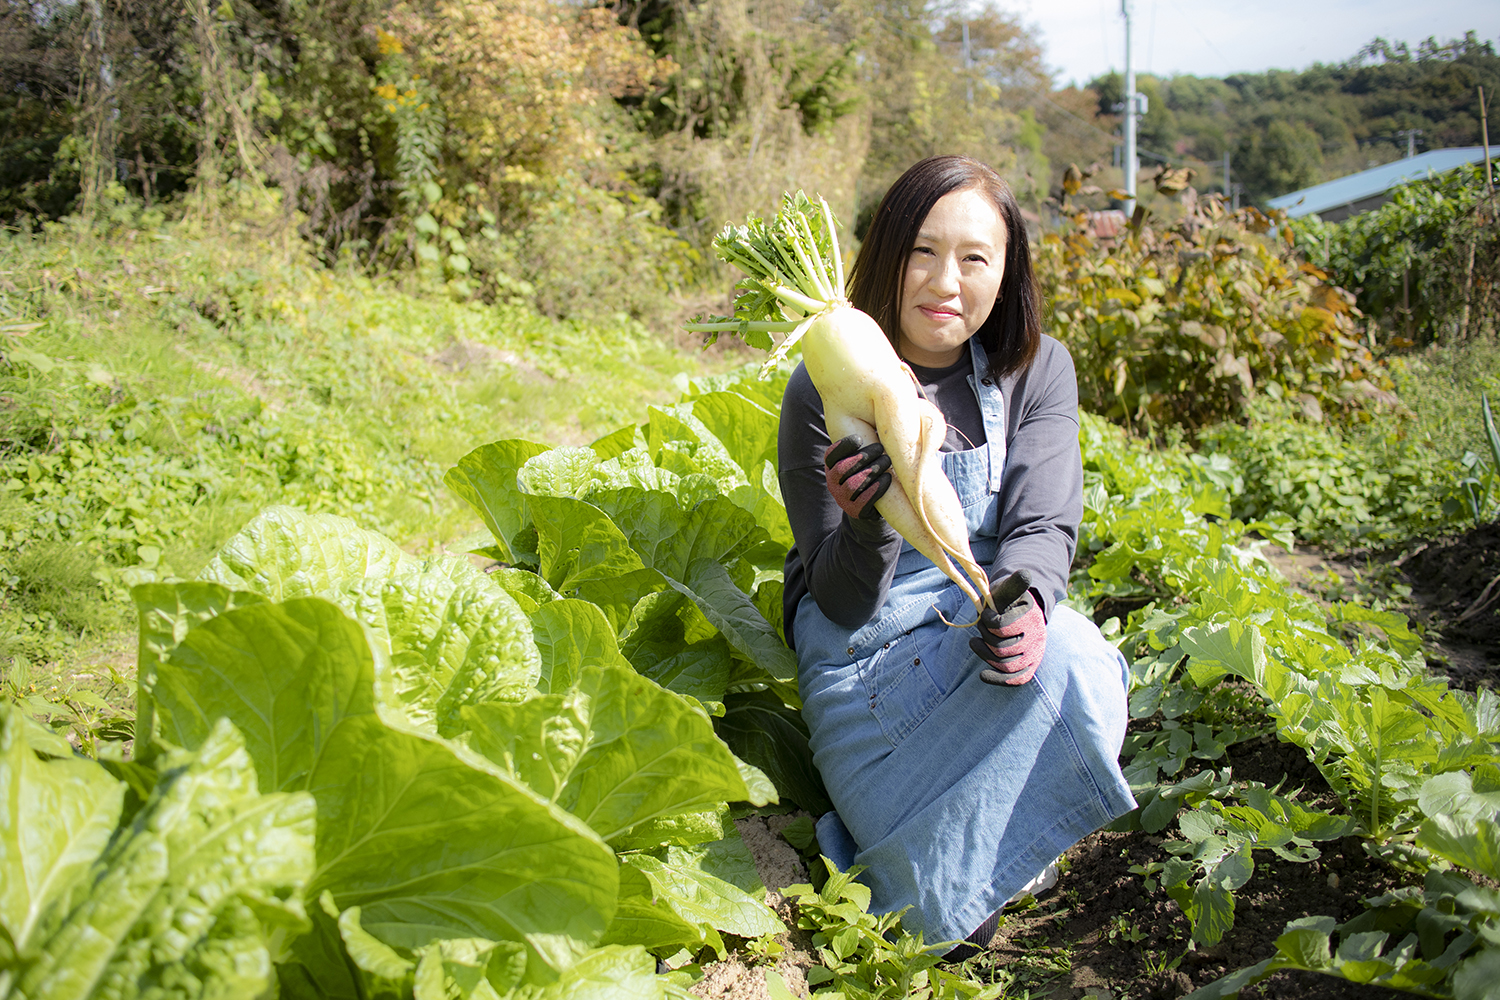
[1237,119,1324,202]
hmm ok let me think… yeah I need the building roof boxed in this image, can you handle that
[1267,147,1490,219]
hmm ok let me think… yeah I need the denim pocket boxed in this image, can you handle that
[864,629,942,746]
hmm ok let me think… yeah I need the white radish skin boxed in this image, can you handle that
[802,306,993,616]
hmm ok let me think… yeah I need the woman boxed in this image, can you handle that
[777,155,1135,955]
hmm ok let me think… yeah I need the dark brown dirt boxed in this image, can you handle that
[1399,522,1500,689]
[981,734,1418,999]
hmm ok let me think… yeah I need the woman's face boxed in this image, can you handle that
[897,187,1008,368]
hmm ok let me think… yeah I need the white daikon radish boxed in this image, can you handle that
[686,192,993,617]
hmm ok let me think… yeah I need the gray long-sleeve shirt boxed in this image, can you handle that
[778,335,1084,646]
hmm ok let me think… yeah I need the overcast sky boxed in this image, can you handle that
[1001,0,1500,88]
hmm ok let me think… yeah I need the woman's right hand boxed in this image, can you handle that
[823,435,893,521]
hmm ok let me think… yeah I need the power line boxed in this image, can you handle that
[1146,0,1157,74]
[1162,0,1237,75]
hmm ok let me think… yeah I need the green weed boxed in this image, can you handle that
[0,216,718,700]
[782,858,1008,999]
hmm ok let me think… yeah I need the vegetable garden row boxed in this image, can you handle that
[5,353,1500,1000]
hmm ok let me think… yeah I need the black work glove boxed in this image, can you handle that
[823,435,893,521]
[968,569,1048,686]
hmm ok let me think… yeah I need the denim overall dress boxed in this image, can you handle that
[793,337,1136,945]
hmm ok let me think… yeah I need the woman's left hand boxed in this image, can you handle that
[969,578,1047,685]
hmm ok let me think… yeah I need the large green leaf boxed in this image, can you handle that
[492,568,561,613]
[645,405,749,494]
[1418,771,1500,880]
[529,598,632,694]
[517,446,603,499]
[358,556,540,737]
[336,897,417,983]
[464,662,751,843]
[716,690,831,816]
[528,494,649,594]
[590,488,765,580]
[199,504,406,599]
[130,582,267,760]
[149,593,374,793]
[460,693,588,804]
[593,448,683,494]
[0,703,125,957]
[621,591,733,710]
[575,568,669,636]
[601,864,709,953]
[609,805,733,851]
[686,391,780,480]
[444,440,551,563]
[728,461,792,551]
[666,559,797,682]
[312,893,531,1000]
[622,853,783,941]
[1179,618,1267,688]
[528,944,665,1000]
[12,718,314,1000]
[589,424,647,461]
[668,831,765,896]
[564,664,751,840]
[147,596,618,974]
[193,508,543,740]
[1418,771,1500,824]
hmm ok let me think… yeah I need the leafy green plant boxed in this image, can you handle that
[1197,397,1461,545]
[1133,788,1352,947]
[1105,915,1146,945]
[1074,409,1500,973]
[1451,394,1500,526]
[3,353,826,998]
[0,703,316,999]
[0,651,133,756]
[1187,770,1500,999]
[779,859,1006,1000]
[1290,164,1500,345]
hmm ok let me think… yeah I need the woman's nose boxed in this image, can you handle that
[929,255,961,295]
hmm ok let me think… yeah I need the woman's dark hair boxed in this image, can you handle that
[847,155,1041,379]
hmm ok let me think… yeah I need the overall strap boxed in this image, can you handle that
[965,336,1007,493]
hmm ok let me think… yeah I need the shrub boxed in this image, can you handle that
[1037,194,1397,433]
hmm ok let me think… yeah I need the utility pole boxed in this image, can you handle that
[1396,129,1424,158]
[1122,0,1137,217]
[962,22,973,109]
[1481,86,1492,194]
[1222,150,1230,199]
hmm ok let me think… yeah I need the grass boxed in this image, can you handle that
[1189,338,1500,548]
[0,208,734,744]
[1378,339,1500,462]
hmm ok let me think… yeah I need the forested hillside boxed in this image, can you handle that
[1088,33,1500,204]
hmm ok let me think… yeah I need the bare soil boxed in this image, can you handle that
[1398,522,1500,689]
[980,733,1415,999]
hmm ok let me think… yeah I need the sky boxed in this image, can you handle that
[1001,0,1500,88]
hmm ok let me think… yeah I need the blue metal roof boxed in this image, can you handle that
[1267,147,1490,218]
